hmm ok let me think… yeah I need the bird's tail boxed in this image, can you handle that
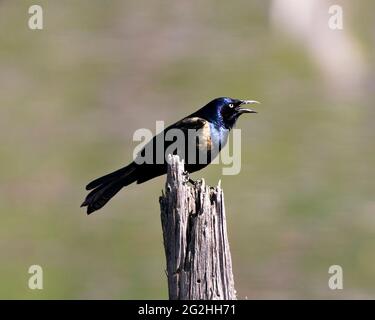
[81,163,137,214]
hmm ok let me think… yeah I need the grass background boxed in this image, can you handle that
[0,0,374,299]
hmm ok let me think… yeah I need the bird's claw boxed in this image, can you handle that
[182,171,189,184]
[183,171,196,185]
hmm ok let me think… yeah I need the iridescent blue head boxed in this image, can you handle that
[194,97,259,129]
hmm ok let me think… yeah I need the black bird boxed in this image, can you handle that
[81,97,259,214]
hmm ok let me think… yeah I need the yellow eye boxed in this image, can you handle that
[229,103,234,108]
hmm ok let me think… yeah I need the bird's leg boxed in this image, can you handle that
[188,178,196,185]
[183,171,196,185]
[182,171,189,184]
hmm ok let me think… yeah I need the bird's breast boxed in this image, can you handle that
[184,121,230,170]
[196,122,229,155]
[209,123,229,150]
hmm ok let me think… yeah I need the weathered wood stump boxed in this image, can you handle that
[159,155,236,300]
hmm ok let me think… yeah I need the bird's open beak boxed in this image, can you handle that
[237,100,260,114]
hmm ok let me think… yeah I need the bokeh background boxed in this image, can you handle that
[1,0,374,299]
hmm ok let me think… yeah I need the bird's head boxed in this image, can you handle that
[201,97,259,129]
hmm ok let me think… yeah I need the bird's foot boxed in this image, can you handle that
[183,171,197,185]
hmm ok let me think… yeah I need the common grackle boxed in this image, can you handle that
[81,97,259,214]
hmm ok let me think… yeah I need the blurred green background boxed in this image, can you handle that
[1,0,374,299]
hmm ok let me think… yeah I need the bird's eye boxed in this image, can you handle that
[229,103,234,108]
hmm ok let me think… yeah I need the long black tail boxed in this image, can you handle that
[81,163,137,214]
